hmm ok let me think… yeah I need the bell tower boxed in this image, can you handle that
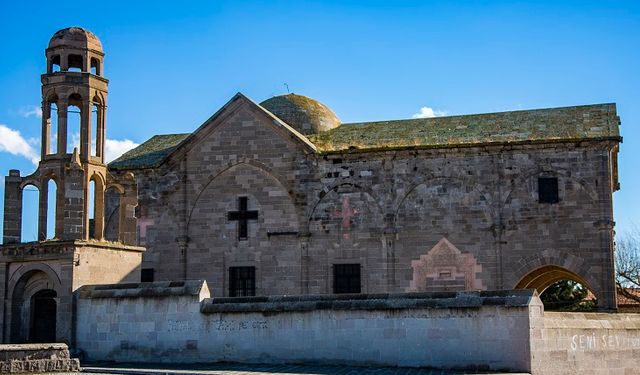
[3,27,137,244]
[40,27,108,240]
[1,27,143,345]
[42,27,107,163]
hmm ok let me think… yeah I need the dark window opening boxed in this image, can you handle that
[50,55,61,73]
[90,57,100,75]
[141,268,155,282]
[538,177,559,204]
[333,264,361,294]
[229,266,255,297]
[67,54,83,72]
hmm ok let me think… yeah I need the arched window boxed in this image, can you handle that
[46,179,57,239]
[49,55,61,73]
[21,184,39,242]
[91,100,101,157]
[67,94,82,154]
[46,97,59,155]
[90,57,100,76]
[88,175,105,240]
[88,179,96,239]
[67,54,83,72]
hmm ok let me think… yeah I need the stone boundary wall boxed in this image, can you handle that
[76,282,535,372]
[74,281,640,373]
[530,312,640,375]
[0,343,80,373]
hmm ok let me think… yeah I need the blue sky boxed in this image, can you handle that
[1,1,639,242]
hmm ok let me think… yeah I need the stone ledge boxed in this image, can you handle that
[0,343,80,373]
[200,289,537,314]
[78,280,206,299]
[0,358,80,373]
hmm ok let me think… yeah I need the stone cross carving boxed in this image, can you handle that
[228,196,259,240]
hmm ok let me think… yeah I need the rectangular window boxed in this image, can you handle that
[538,177,559,204]
[229,266,256,297]
[141,268,154,282]
[333,264,361,294]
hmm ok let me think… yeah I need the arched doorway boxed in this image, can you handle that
[29,289,57,343]
[9,268,60,343]
[515,265,596,311]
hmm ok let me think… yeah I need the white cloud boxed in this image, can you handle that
[412,106,447,119]
[19,105,42,119]
[69,132,139,162]
[0,124,40,165]
[105,138,139,162]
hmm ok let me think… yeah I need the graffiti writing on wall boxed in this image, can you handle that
[570,333,640,351]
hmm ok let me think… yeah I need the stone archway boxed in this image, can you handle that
[8,267,61,343]
[514,265,594,296]
[29,289,57,343]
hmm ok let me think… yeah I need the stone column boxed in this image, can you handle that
[80,103,90,162]
[177,236,190,280]
[383,231,396,293]
[57,101,68,155]
[299,235,310,294]
[597,219,617,311]
[38,180,48,241]
[0,262,6,343]
[3,170,22,244]
[41,102,50,158]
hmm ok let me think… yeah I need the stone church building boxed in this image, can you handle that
[0,27,623,344]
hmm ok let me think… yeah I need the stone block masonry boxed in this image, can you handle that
[0,343,80,373]
[74,281,640,374]
[76,281,534,372]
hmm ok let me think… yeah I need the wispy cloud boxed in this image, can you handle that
[0,124,40,165]
[19,105,43,119]
[412,106,447,119]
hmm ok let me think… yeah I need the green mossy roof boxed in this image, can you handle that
[109,103,620,170]
[307,103,620,153]
[109,133,190,170]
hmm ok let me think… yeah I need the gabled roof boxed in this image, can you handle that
[307,103,620,153]
[109,134,189,170]
[109,93,316,171]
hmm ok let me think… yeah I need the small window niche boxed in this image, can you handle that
[333,263,361,294]
[538,177,559,204]
[141,268,155,282]
[229,266,256,297]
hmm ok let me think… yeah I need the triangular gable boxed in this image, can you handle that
[163,93,317,166]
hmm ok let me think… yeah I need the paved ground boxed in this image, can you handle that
[81,363,530,375]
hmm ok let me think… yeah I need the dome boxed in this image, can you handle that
[48,27,103,51]
[260,94,340,135]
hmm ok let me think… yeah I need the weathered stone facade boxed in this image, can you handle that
[0,26,624,351]
[111,92,621,310]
